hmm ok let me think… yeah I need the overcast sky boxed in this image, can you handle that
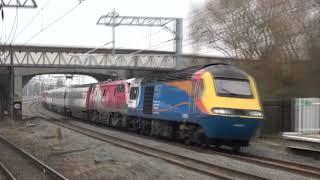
[1,0,211,54]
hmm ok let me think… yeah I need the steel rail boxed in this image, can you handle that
[0,134,68,180]
[182,137,320,178]
[159,141,320,179]
[233,153,320,179]
[0,160,17,180]
[172,132,320,179]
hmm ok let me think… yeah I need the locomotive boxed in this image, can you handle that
[41,64,263,151]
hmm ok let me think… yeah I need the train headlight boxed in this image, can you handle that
[248,110,263,117]
[212,108,233,115]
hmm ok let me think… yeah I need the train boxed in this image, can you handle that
[41,63,264,151]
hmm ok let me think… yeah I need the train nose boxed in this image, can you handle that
[200,115,262,141]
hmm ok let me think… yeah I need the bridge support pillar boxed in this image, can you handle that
[175,18,183,70]
[0,67,11,120]
[11,70,23,120]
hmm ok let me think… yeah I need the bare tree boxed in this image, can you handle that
[191,0,320,62]
[191,0,320,99]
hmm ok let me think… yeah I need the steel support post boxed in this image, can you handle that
[112,25,115,55]
[9,47,14,119]
[175,18,183,55]
[175,18,183,69]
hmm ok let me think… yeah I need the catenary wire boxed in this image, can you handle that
[22,0,85,45]
[12,0,52,43]
[6,7,18,44]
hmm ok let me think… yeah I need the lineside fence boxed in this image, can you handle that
[262,98,320,136]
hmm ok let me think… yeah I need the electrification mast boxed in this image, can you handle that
[0,0,37,120]
[97,9,183,55]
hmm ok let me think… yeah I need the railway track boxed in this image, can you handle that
[181,142,320,178]
[219,150,320,179]
[0,134,68,180]
[0,159,16,180]
[30,101,320,179]
[29,101,265,180]
[183,139,320,179]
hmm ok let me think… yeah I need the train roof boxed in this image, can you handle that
[141,63,248,83]
[99,78,135,86]
[42,78,136,93]
[205,64,248,80]
[67,83,95,88]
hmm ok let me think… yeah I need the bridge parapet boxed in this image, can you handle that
[0,50,176,70]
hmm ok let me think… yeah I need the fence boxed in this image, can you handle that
[262,100,292,136]
[261,98,320,136]
[294,98,320,134]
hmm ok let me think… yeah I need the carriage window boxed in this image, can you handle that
[102,89,107,96]
[116,84,125,93]
[120,84,125,92]
[130,87,139,100]
[215,78,253,98]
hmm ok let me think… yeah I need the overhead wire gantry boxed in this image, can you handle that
[0,0,37,8]
[97,9,183,56]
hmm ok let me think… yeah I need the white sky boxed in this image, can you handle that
[0,0,214,54]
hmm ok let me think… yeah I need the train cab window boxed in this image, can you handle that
[130,87,139,100]
[215,78,253,98]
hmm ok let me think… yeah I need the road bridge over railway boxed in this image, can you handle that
[0,45,235,120]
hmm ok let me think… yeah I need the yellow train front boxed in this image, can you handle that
[191,64,263,149]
